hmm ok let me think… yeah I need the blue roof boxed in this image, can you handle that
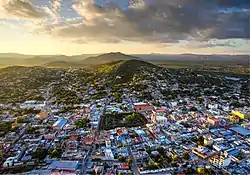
[49,160,79,170]
[230,127,250,136]
[53,118,68,129]
[221,131,232,136]
[228,149,240,156]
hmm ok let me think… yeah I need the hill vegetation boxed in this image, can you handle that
[0,52,249,75]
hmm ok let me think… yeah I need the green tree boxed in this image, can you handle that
[182,152,190,160]
[27,126,38,134]
[173,155,178,162]
[156,147,165,155]
[145,146,151,154]
[167,94,173,100]
[49,148,62,158]
[16,117,24,123]
[126,112,136,121]
[32,147,47,160]
[75,118,90,128]
[197,136,204,146]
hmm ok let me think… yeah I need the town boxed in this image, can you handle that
[0,60,249,175]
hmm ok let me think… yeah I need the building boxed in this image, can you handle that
[231,110,244,119]
[209,155,231,169]
[20,100,45,109]
[229,115,240,123]
[133,102,155,112]
[151,110,168,123]
[207,117,220,126]
[52,118,68,130]
[204,135,213,146]
[230,127,250,137]
[48,160,79,171]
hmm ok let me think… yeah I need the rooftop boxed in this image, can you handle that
[49,160,79,170]
[230,127,250,136]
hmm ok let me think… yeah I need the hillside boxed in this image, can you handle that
[0,52,249,74]
[82,52,139,65]
[43,61,81,68]
[99,59,158,85]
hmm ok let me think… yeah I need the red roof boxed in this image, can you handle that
[120,163,129,170]
[156,109,167,113]
[83,137,94,143]
[105,172,113,175]
[117,129,123,135]
[69,135,77,141]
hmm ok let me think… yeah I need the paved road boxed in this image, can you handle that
[43,83,54,117]
[128,147,140,175]
[82,96,109,175]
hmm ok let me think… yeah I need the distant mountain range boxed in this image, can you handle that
[0,52,249,69]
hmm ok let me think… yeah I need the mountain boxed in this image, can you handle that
[43,61,81,68]
[0,53,99,67]
[134,54,249,65]
[23,55,71,65]
[82,52,139,65]
[0,53,34,58]
[0,53,249,75]
[100,59,158,84]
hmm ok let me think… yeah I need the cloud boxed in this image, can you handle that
[0,0,51,19]
[51,0,62,19]
[194,39,239,48]
[34,0,250,44]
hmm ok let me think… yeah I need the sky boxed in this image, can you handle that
[0,0,249,55]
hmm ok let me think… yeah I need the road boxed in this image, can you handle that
[128,147,140,175]
[43,82,55,118]
[82,96,109,175]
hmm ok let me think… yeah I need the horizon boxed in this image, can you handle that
[1,52,250,57]
[0,0,249,55]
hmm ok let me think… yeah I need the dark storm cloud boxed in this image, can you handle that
[35,0,250,44]
[215,0,250,8]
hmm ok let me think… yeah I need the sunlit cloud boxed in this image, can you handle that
[0,0,249,54]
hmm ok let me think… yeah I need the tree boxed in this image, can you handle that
[16,117,24,123]
[197,136,204,146]
[32,147,47,160]
[186,168,195,174]
[167,94,173,100]
[126,113,136,121]
[173,155,178,162]
[197,167,206,175]
[75,118,90,128]
[147,162,158,170]
[118,155,126,162]
[156,147,165,155]
[145,146,151,154]
[126,158,132,166]
[0,122,14,135]
[49,148,62,158]
[27,126,38,134]
[182,152,190,160]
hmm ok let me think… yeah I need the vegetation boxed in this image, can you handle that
[0,66,62,103]
[102,112,147,130]
[0,121,15,136]
[49,148,62,158]
[32,147,47,160]
[27,126,39,134]
[182,152,190,160]
[75,118,90,128]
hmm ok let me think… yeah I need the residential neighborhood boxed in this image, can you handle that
[0,60,249,175]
